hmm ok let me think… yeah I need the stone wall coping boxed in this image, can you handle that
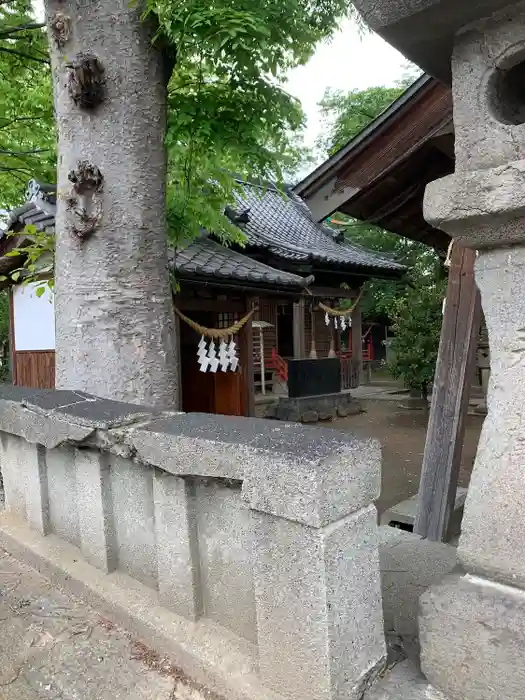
[0,386,380,527]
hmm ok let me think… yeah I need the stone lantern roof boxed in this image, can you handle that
[352,0,515,82]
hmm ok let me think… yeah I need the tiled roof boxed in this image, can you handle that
[4,200,56,235]
[172,235,310,288]
[3,178,405,287]
[2,200,309,289]
[231,180,405,274]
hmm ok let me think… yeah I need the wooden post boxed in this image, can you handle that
[328,324,336,358]
[241,296,256,417]
[259,326,266,396]
[351,295,363,386]
[8,287,16,385]
[309,305,317,359]
[293,298,306,359]
[173,310,182,411]
[414,244,481,542]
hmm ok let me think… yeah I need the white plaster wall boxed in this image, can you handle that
[13,283,55,351]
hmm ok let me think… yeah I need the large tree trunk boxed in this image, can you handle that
[44,0,179,408]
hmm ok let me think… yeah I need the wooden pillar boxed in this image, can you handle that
[173,310,182,411]
[292,298,306,359]
[309,304,317,359]
[8,287,16,385]
[328,324,336,358]
[414,245,481,542]
[241,296,256,417]
[351,296,363,385]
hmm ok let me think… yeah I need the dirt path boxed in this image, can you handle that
[0,550,214,700]
[329,400,484,516]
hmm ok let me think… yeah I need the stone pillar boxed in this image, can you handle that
[153,470,202,620]
[0,433,47,526]
[75,449,116,572]
[244,433,386,700]
[420,6,525,698]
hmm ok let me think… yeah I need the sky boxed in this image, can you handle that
[285,18,409,149]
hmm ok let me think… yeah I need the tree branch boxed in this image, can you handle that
[0,46,49,64]
[0,116,46,129]
[0,22,45,39]
[0,166,32,173]
[0,148,51,155]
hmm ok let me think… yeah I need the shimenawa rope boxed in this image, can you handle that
[174,306,257,340]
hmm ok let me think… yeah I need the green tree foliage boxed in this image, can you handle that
[318,85,405,155]
[0,0,55,209]
[388,274,446,396]
[0,0,357,290]
[341,219,439,319]
[151,0,353,243]
[0,0,353,232]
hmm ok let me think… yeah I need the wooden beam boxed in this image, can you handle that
[176,297,244,313]
[307,286,358,299]
[302,179,360,222]
[414,244,481,542]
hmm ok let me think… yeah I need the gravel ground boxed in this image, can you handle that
[329,399,484,516]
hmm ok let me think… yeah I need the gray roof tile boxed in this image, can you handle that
[3,201,309,289]
[172,236,308,288]
[3,179,405,287]
[232,180,405,273]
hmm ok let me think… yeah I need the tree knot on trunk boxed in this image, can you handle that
[50,12,72,47]
[66,54,105,109]
[67,162,104,240]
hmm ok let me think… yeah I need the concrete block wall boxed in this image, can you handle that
[0,385,387,700]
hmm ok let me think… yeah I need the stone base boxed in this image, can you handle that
[365,660,448,700]
[380,489,468,541]
[397,396,429,411]
[474,401,488,415]
[379,527,458,662]
[266,391,361,423]
[420,573,525,700]
[0,513,285,700]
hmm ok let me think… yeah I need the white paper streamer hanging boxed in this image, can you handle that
[218,340,230,372]
[228,339,239,372]
[197,336,239,373]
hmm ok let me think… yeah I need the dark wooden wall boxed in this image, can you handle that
[13,350,55,389]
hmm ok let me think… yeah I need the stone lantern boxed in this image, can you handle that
[354,1,525,698]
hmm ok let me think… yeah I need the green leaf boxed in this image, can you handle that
[35,286,46,297]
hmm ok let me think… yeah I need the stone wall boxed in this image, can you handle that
[0,385,386,700]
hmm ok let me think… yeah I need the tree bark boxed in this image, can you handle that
[43,0,179,408]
